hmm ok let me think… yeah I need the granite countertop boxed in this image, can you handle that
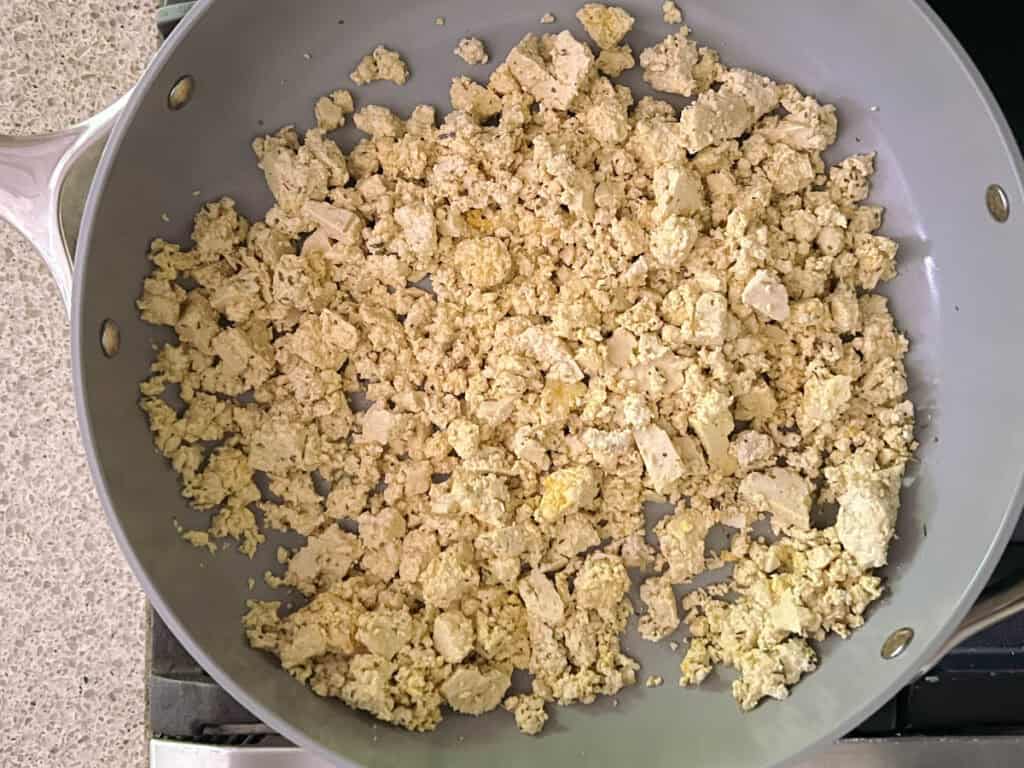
[0,2,159,765]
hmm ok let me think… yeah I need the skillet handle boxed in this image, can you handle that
[157,2,197,40]
[924,576,1024,671]
[0,94,127,314]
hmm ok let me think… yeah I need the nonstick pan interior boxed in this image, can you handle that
[73,1,1024,766]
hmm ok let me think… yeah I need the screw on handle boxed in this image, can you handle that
[922,576,1024,674]
[157,2,197,41]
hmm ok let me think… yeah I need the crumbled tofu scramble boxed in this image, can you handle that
[137,4,915,736]
[350,46,410,86]
[454,37,490,66]
[661,1,683,25]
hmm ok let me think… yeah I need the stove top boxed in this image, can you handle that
[148,2,1024,765]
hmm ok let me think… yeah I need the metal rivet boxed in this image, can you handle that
[881,627,914,659]
[167,75,194,110]
[986,184,1009,222]
[100,319,120,358]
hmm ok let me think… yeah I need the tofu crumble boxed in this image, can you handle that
[137,3,915,735]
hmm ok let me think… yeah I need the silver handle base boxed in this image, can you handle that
[0,94,127,313]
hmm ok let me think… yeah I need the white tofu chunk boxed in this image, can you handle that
[835,462,902,568]
[633,424,685,493]
[689,389,737,475]
[742,269,790,323]
[739,468,812,531]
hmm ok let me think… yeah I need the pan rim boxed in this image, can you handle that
[69,1,1024,766]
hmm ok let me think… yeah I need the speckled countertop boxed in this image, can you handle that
[0,2,159,765]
